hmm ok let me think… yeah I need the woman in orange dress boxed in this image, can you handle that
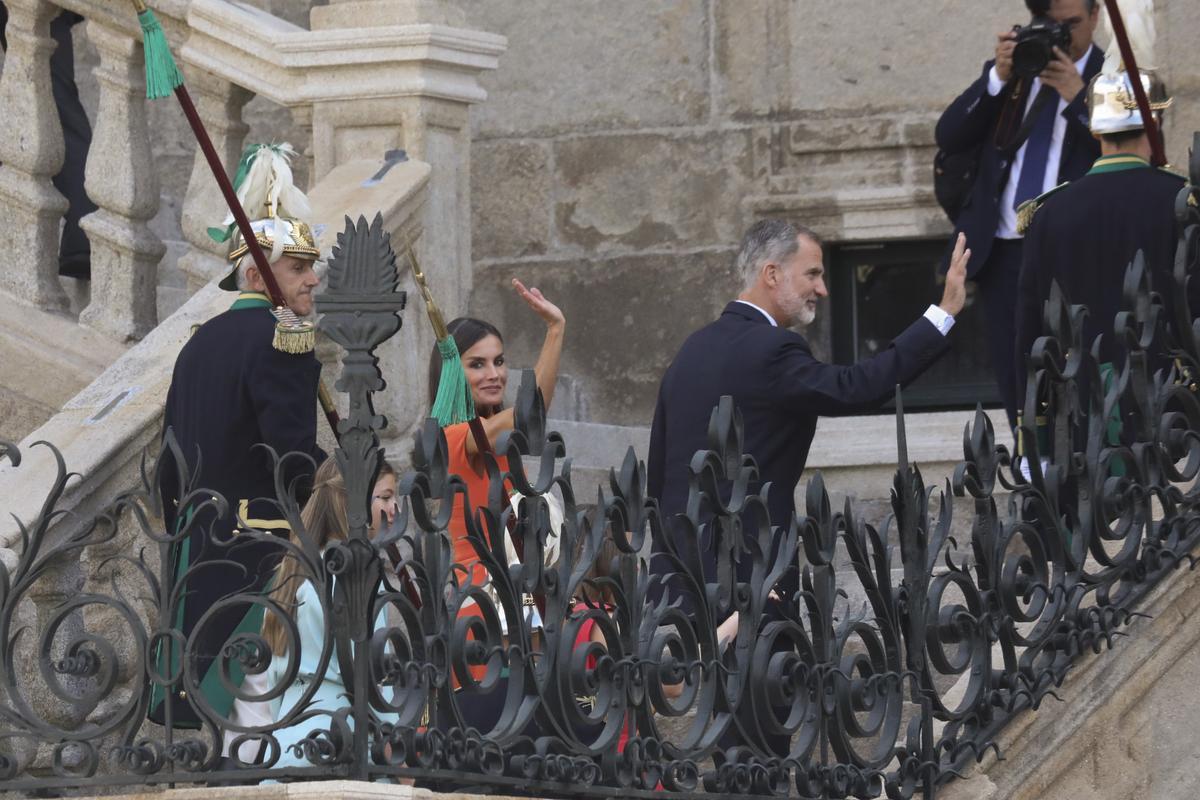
[429,278,565,582]
[429,280,564,726]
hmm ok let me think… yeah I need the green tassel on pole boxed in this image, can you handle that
[430,337,476,427]
[134,2,184,100]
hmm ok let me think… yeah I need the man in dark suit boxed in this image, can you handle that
[156,204,326,736]
[647,220,969,605]
[1014,68,1189,431]
[936,0,1102,435]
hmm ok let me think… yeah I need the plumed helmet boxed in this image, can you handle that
[1090,0,1171,136]
[1088,69,1172,136]
[210,143,320,291]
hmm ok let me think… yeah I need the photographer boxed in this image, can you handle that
[935,0,1102,440]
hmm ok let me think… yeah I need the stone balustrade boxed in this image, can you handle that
[77,18,166,340]
[0,0,504,351]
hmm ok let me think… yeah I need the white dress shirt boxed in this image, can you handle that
[734,299,955,336]
[735,299,779,326]
[988,45,1094,239]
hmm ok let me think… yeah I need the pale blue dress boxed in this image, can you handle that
[266,579,396,769]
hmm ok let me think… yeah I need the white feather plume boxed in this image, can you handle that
[222,143,312,235]
[1101,0,1158,73]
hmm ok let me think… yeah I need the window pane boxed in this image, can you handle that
[831,239,999,412]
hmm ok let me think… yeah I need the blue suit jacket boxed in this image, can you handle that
[936,50,1103,277]
[647,302,948,605]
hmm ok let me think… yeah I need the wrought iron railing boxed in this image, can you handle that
[3,142,1200,799]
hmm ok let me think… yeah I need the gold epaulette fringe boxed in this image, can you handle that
[273,322,315,354]
[1016,199,1039,236]
[270,306,315,354]
[1017,182,1069,235]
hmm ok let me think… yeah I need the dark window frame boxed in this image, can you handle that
[829,237,1000,412]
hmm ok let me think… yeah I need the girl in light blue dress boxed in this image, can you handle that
[257,458,399,771]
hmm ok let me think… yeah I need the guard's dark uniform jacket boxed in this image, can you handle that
[154,291,326,727]
[1014,155,1191,406]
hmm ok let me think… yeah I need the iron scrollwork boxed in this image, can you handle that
[2,147,1200,798]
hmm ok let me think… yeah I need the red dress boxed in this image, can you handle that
[572,602,632,752]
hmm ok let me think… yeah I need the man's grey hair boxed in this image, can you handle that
[234,253,324,291]
[735,219,821,289]
[234,254,255,290]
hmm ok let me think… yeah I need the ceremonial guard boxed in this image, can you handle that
[155,144,327,739]
[1013,1,1188,416]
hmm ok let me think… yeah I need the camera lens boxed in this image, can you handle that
[1012,38,1052,79]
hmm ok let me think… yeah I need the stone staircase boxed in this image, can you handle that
[0,0,506,432]
[0,293,126,441]
[0,0,506,567]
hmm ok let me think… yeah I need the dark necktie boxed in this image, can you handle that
[1013,86,1060,210]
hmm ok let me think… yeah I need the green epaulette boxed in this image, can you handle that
[1016,182,1069,235]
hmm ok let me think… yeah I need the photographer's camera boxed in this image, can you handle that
[1010,0,1073,79]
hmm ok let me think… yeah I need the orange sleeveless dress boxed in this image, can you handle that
[444,422,510,685]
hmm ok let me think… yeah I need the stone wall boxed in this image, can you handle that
[462,0,1200,428]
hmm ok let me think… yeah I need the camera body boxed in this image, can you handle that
[1011,16,1072,79]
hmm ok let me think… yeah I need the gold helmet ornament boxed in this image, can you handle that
[209,143,320,291]
[1089,0,1172,136]
[1088,70,1172,136]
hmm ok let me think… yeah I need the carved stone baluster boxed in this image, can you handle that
[77,21,166,341]
[0,0,69,311]
[176,68,252,294]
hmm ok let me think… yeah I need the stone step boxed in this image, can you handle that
[0,290,127,442]
[504,372,592,422]
[549,418,650,468]
[524,407,1006,538]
